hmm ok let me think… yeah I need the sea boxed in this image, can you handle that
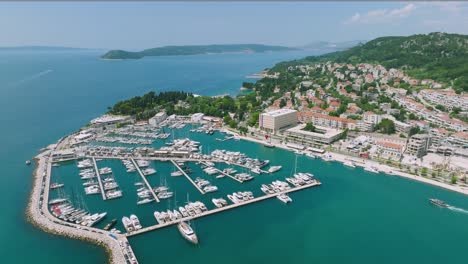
[1,48,467,264]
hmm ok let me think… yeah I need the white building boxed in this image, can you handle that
[259,109,298,133]
[191,113,205,123]
[286,124,344,146]
[149,112,167,127]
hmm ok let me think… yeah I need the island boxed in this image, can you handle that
[28,32,468,264]
[101,44,298,60]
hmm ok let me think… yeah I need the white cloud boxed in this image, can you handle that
[344,4,416,24]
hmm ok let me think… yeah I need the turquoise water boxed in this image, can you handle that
[1,48,467,263]
[0,48,332,263]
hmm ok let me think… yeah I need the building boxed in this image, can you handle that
[375,141,404,160]
[299,112,356,130]
[286,124,344,147]
[149,112,167,126]
[51,149,76,161]
[90,114,134,130]
[406,134,431,158]
[259,109,298,133]
[191,113,205,123]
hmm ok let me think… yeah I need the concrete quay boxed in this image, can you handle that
[130,158,160,203]
[92,157,107,200]
[171,160,205,194]
[27,149,137,264]
[127,181,321,237]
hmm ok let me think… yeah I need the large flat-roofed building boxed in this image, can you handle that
[406,134,431,158]
[90,114,134,130]
[149,112,167,127]
[259,109,298,133]
[286,124,344,147]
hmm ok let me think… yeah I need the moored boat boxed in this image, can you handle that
[177,221,198,244]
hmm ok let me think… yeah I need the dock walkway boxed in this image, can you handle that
[200,161,243,183]
[92,157,107,200]
[171,160,205,194]
[127,181,321,237]
[130,158,160,203]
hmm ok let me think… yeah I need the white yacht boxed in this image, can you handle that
[343,161,356,168]
[277,193,292,203]
[122,216,134,232]
[130,214,142,230]
[171,171,183,177]
[268,166,282,173]
[177,221,198,244]
[364,166,380,173]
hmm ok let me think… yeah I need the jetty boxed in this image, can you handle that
[28,149,136,264]
[200,161,243,183]
[130,158,160,203]
[171,160,205,194]
[127,181,321,237]
[91,157,107,200]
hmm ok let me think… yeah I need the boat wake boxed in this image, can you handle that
[447,206,468,214]
[9,69,53,87]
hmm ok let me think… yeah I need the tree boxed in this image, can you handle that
[375,118,396,134]
[451,175,457,184]
[421,167,428,177]
[408,126,420,137]
[303,122,316,132]
[279,99,287,108]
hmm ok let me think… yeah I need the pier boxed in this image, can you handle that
[92,157,107,200]
[130,158,160,203]
[127,181,321,237]
[200,161,243,183]
[171,160,205,194]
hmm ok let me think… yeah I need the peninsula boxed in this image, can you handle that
[101,44,298,60]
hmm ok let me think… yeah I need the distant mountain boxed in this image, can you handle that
[300,40,365,51]
[273,32,468,92]
[100,44,298,60]
[0,46,88,51]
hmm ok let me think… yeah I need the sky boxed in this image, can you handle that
[0,1,467,50]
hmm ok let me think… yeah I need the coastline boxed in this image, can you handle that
[26,147,132,264]
[221,128,468,196]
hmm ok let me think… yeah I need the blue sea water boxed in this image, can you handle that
[1,48,467,264]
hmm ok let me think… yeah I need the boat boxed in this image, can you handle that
[364,166,380,173]
[25,160,31,165]
[177,221,198,244]
[103,219,117,231]
[130,214,142,230]
[122,217,134,232]
[203,185,218,193]
[277,193,292,203]
[137,197,154,205]
[171,171,183,177]
[48,198,68,205]
[429,198,448,208]
[343,161,356,168]
[263,142,275,148]
[50,183,64,189]
[268,166,282,173]
[322,153,334,161]
[306,153,316,159]
[251,167,262,174]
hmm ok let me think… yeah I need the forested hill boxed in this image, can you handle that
[101,44,297,60]
[272,32,468,92]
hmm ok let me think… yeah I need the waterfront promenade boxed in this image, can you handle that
[127,181,321,237]
[28,148,138,264]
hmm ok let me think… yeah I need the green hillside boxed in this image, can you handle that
[272,32,468,92]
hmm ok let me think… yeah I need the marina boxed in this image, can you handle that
[128,180,321,237]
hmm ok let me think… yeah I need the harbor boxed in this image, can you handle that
[30,112,468,264]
